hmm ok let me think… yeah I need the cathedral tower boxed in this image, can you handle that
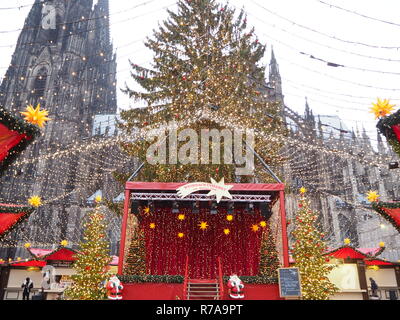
[0,0,117,252]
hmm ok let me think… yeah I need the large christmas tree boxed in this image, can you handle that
[64,199,112,300]
[119,0,286,183]
[292,188,338,300]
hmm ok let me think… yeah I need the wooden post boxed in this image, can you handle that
[279,189,290,267]
[118,189,131,275]
[357,260,369,300]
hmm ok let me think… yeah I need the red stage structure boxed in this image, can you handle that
[118,182,289,300]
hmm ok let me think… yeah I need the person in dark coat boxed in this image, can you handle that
[21,277,34,300]
[369,277,378,297]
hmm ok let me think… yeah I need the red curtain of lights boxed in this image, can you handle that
[142,204,266,279]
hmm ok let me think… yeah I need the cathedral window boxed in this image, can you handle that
[32,67,48,100]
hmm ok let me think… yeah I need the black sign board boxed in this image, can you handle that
[278,268,302,298]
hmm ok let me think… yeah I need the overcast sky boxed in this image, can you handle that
[1,0,400,146]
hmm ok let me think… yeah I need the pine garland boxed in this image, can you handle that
[0,107,40,175]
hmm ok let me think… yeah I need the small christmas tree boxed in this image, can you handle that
[64,198,111,300]
[258,224,280,278]
[124,228,146,275]
[292,188,338,300]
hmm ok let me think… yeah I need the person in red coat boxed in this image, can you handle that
[106,275,124,300]
[227,274,244,299]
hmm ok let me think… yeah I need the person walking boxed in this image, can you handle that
[21,277,34,300]
[369,277,379,298]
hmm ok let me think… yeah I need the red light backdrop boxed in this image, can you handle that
[142,205,266,279]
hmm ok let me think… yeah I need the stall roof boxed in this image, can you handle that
[0,204,35,239]
[42,247,79,261]
[372,202,400,233]
[289,246,385,263]
[365,259,399,266]
[10,260,46,267]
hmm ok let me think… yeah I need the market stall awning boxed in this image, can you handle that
[325,246,385,260]
[10,260,46,267]
[0,204,35,239]
[372,202,400,233]
[365,259,398,266]
[42,247,79,261]
[0,107,39,174]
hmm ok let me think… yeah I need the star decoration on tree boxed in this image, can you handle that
[149,223,156,229]
[223,228,230,235]
[370,98,395,119]
[178,232,185,238]
[178,214,185,221]
[260,221,267,228]
[300,187,307,194]
[20,104,50,128]
[252,224,260,232]
[226,215,234,221]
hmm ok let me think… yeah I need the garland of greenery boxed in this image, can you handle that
[117,275,185,284]
[372,202,400,234]
[376,109,400,156]
[117,274,278,285]
[0,206,35,241]
[0,107,40,174]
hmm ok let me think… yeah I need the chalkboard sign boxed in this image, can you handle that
[278,268,302,298]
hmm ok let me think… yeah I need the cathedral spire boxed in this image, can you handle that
[269,46,282,97]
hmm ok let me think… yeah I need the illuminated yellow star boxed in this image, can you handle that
[223,228,230,235]
[24,243,31,249]
[28,196,42,208]
[198,221,209,230]
[226,215,233,221]
[178,214,185,221]
[143,207,150,214]
[300,187,307,194]
[150,223,156,229]
[379,241,385,248]
[178,232,185,238]
[95,195,102,203]
[252,224,260,232]
[370,98,395,119]
[60,240,68,247]
[344,238,351,245]
[367,190,380,203]
[20,104,50,128]
[260,221,267,228]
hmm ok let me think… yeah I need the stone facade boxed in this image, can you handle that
[0,0,122,258]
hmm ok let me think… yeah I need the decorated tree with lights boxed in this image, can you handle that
[258,224,280,278]
[124,228,146,275]
[118,0,286,183]
[292,188,338,300]
[64,199,111,300]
